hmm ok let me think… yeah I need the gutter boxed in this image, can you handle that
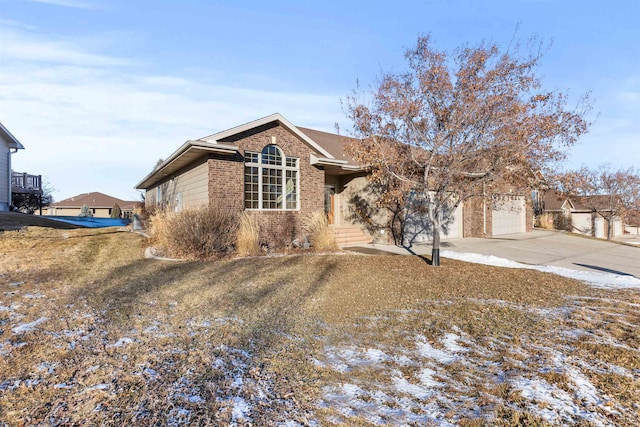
[310,153,363,172]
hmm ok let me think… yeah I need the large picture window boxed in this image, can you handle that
[244,145,299,210]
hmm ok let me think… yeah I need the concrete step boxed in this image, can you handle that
[330,225,373,247]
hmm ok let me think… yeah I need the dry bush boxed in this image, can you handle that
[537,213,554,229]
[538,213,572,231]
[304,212,338,252]
[149,206,237,259]
[236,212,261,256]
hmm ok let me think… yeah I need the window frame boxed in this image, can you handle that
[244,145,300,211]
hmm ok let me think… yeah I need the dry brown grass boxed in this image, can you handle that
[1,227,638,425]
[303,212,337,252]
[236,212,261,256]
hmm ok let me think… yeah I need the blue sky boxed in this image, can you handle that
[1,0,638,201]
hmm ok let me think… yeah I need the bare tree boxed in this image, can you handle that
[11,178,55,214]
[555,165,640,239]
[346,35,591,265]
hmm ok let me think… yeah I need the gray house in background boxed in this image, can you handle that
[0,122,25,211]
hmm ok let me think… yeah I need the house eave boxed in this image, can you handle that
[135,140,238,189]
[310,153,364,175]
[0,122,25,149]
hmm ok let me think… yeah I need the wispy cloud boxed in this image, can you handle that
[0,27,343,201]
[0,19,37,30]
[20,0,100,10]
[0,28,129,66]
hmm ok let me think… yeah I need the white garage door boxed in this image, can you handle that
[442,203,462,239]
[492,195,526,236]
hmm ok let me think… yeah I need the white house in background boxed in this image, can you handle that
[0,122,25,211]
[569,195,623,239]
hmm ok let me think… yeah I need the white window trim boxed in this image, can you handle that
[244,145,300,211]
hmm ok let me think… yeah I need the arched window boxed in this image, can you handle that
[244,145,299,210]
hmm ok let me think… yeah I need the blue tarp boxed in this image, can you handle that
[42,216,130,228]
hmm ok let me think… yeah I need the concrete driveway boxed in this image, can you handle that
[354,230,640,278]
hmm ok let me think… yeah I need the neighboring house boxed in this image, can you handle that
[571,195,624,239]
[624,210,640,236]
[135,113,532,245]
[0,122,25,211]
[538,191,575,230]
[542,192,574,217]
[539,192,624,239]
[46,192,138,218]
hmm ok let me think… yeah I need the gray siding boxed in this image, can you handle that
[0,140,10,210]
[147,157,209,210]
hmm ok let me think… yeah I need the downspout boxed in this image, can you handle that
[8,148,18,210]
[482,182,487,236]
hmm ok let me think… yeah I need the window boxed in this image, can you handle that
[244,145,299,210]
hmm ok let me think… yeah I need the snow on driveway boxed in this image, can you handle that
[441,250,640,289]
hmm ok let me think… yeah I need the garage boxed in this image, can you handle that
[403,203,463,243]
[442,203,463,238]
[492,195,526,236]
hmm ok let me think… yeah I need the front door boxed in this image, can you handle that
[324,186,335,225]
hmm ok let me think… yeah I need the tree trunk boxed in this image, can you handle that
[432,227,441,266]
[427,196,442,266]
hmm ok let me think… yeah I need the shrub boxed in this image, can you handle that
[110,203,122,218]
[149,206,237,259]
[236,213,261,256]
[537,212,572,231]
[304,212,338,252]
[79,204,93,217]
[554,213,573,231]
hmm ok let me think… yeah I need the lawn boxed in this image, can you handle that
[0,227,638,425]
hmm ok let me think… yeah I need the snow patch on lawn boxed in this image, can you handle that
[12,317,47,334]
[319,325,623,426]
[107,337,135,348]
[322,345,391,373]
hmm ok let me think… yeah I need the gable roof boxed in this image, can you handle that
[0,122,25,149]
[572,195,619,212]
[51,192,138,210]
[135,113,362,190]
[543,191,574,211]
[297,126,360,167]
[625,209,640,226]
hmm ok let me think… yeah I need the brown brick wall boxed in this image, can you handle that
[209,122,325,241]
[208,153,244,212]
[463,195,491,237]
[525,193,534,232]
[464,193,534,237]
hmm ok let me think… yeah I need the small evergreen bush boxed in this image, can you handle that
[79,204,93,217]
[111,203,122,218]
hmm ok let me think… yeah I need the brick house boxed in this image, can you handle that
[135,113,532,245]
